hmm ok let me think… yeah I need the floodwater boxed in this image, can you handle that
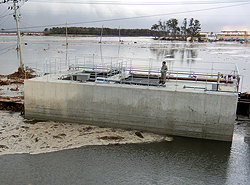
[0,114,249,184]
[0,35,250,184]
[0,34,250,92]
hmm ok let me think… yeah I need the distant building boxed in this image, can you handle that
[216,31,250,41]
[187,32,208,42]
[199,32,208,42]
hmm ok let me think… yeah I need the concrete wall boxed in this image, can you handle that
[24,79,238,141]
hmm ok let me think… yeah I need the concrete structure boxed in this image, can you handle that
[24,73,238,141]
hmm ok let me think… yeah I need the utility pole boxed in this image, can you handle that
[0,0,28,71]
[99,25,103,43]
[66,21,68,47]
[118,26,121,42]
[65,21,68,63]
[13,0,23,70]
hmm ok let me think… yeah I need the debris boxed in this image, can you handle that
[53,133,66,139]
[0,80,8,85]
[20,126,29,129]
[108,143,121,145]
[10,86,19,91]
[0,145,8,149]
[240,92,250,99]
[98,136,124,140]
[135,131,144,138]
[85,126,93,131]
[0,102,24,112]
[7,67,36,79]
[164,136,173,142]
[0,79,24,85]
[0,68,28,112]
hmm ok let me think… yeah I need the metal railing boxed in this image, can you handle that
[27,55,242,93]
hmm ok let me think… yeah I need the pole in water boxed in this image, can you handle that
[66,21,68,64]
[119,26,121,42]
[99,25,103,43]
[13,0,24,70]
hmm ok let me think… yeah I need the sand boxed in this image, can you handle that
[0,111,170,156]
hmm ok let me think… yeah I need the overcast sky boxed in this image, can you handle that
[1,0,250,33]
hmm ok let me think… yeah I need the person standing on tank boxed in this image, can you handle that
[161,61,168,84]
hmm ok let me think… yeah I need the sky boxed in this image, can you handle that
[0,0,250,33]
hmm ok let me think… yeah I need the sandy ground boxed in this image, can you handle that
[0,111,170,156]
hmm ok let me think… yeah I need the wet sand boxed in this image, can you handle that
[0,110,168,155]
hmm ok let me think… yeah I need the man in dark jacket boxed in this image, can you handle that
[161,61,168,84]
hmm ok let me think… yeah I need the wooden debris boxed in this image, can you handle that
[135,131,144,138]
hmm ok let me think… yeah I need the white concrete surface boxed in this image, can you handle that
[24,74,238,141]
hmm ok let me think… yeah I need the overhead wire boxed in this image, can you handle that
[0,13,12,19]
[0,49,13,56]
[0,44,16,56]
[0,8,12,20]
[0,6,12,27]
[17,8,32,32]
[9,1,250,31]
[2,0,250,31]
[19,21,32,32]
[0,44,16,52]
[0,9,12,28]
[0,14,11,27]
[27,0,250,6]
[0,9,9,17]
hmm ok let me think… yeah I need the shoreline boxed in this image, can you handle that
[0,110,168,156]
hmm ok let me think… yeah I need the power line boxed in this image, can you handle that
[0,44,16,56]
[19,21,31,32]
[28,0,250,6]
[0,50,11,56]
[0,44,16,52]
[0,9,9,17]
[0,49,13,56]
[3,1,250,31]
[0,14,11,27]
[0,13,12,19]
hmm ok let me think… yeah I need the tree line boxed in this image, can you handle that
[151,18,201,41]
[44,27,155,37]
[44,18,201,41]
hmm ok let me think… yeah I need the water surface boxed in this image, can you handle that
[0,122,249,185]
[1,35,250,92]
